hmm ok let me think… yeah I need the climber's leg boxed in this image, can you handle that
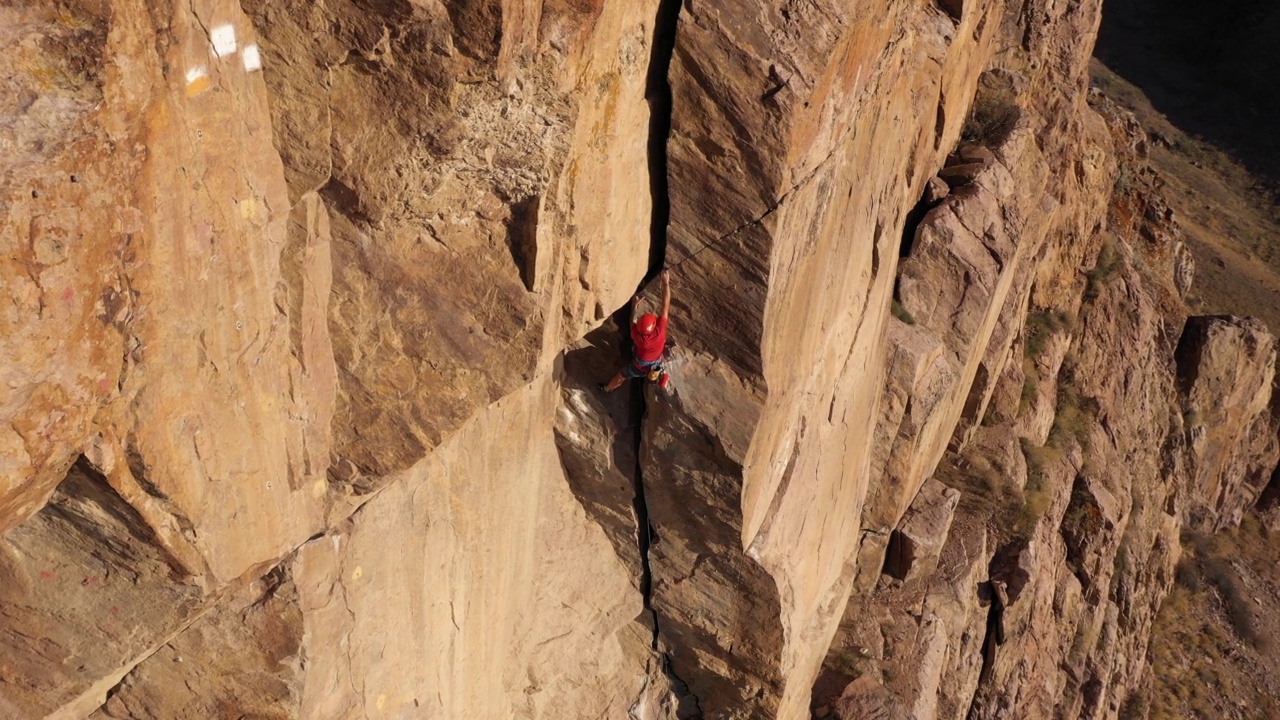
[601,370,626,393]
[600,359,653,392]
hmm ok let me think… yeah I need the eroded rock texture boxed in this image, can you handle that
[2,0,1278,719]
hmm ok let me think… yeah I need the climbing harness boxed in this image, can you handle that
[640,361,671,390]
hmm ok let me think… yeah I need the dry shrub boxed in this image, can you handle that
[1023,308,1072,359]
[961,86,1022,148]
[1119,691,1147,720]
[1179,533,1264,648]
[1015,439,1064,539]
[1085,239,1124,300]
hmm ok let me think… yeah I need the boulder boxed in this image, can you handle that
[884,479,962,582]
[1175,316,1278,529]
[938,162,988,188]
[924,176,951,205]
[957,144,997,165]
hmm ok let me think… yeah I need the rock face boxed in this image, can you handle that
[1176,316,1278,530]
[2,1,1278,720]
[883,479,961,584]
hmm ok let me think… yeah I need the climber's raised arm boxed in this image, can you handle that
[660,269,671,320]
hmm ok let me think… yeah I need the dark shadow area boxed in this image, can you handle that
[555,321,643,576]
[973,579,1004,689]
[949,358,995,449]
[318,177,372,225]
[644,0,683,285]
[898,195,932,260]
[642,387,783,717]
[810,664,858,717]
[505,196,539,292]
[1258,463,1280,515]
[0,458,202,718]
[1095,0,1280,188]
[1173,315,1221,397]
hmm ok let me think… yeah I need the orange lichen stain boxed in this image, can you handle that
[591,71,620,141]
[148,95,174,133]
[186,74,212,97]
[46,9,93,30]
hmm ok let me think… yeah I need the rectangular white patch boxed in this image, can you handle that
[185,66,207,84]
[242,44,262,72]
[211,24,237,58]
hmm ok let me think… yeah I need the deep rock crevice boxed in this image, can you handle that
[628,376,701,717]
[643,0,682,286]
[631,0,703,715]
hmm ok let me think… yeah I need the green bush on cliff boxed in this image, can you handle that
[1049,378,1094,451]
[891,299,917,325]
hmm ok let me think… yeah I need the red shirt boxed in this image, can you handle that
[632,317,668,362]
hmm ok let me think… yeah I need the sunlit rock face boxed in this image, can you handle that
[2,1,1277,719]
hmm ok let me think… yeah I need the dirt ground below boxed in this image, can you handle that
[1143,515,1280,720]
[1090,61,1280,332]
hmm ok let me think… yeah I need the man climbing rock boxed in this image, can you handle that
[601,269,671,392]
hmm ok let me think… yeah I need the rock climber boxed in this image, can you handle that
[601,269,671,392]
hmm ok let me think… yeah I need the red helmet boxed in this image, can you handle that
[635,313,658,335]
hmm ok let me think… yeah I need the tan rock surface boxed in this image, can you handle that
[4,0,667,715]
[291,374,651,719]
[883,478,961,584]
[3,0,1280,718]
[0,462,202,719]
[90,571,302,720]
[1,2,128,534]
[1176,315,1278,530]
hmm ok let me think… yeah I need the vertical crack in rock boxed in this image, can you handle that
[967,578,1007,719]
[643,0,681,284]
[628,357,702,718]
[627,380,659,641]
[630,0,701,715]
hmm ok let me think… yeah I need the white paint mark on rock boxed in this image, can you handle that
[211,24,237,58]
[185,66,211,97]
[242,44,262,72]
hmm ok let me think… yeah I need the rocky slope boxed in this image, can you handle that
[1,1,1277,719]
[1090,12,1280,717]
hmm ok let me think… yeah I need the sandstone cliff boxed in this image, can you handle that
[2,1,1277,719]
